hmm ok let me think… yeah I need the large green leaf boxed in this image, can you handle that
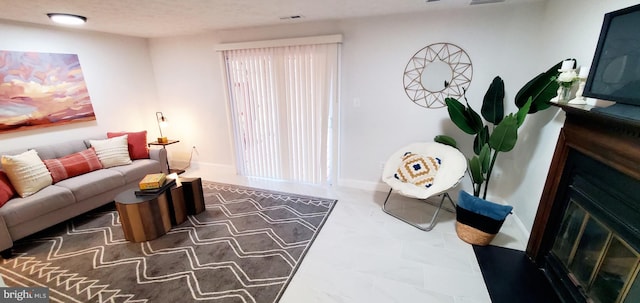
[445,97,477,135]
[489,114,518,152]
[516,97,533,128]
[468,156,484,185]
[473,126,489,155]
[515,61,565,113]
[465,102,484,134]
[434,135,458,148]
[479,144,491,174]
[481,76,505,124]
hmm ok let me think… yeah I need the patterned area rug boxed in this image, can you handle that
[0,181,337,303]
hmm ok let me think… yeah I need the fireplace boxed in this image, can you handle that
[527,104,640,303]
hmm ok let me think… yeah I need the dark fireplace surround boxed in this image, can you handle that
[527,104,640,303]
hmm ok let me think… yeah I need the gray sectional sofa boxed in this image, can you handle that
[0,137,168,257]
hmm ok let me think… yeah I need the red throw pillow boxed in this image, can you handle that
[43,148,103,183]
[0,170,17,207]
[107,131,149,160]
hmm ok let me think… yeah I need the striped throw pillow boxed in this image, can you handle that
[90,135,132,168]
[43,147,103,183]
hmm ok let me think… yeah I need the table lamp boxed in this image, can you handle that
[155,112,169,143]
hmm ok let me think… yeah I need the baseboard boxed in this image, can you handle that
[177,161,236,179]
[337,178,388,192]
[511,212,531,244]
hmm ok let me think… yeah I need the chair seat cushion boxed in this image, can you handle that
[0,185,75,227]
[108,159,162,183]
[54,169,125,201]
[382,142,467,199]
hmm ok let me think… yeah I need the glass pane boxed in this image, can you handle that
[553,201,587,266]
[589,238,638,303]
[624,270,640,303]
[570,216,611,286]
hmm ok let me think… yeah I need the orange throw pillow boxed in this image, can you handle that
[43,148,103,183]
[0,170,16,207]
[107,131,149,160]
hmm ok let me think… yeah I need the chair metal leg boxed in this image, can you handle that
[382,189,456,232]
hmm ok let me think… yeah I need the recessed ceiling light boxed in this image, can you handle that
[47,13,87,25]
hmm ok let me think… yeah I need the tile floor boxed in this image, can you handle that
[182,169,529,303]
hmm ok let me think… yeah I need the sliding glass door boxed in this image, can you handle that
[223,42,339,185]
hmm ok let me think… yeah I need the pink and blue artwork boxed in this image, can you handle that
[0,50,95,133]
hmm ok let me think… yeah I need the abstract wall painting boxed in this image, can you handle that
[0,50,95,133]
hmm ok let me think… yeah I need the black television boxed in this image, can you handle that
[584,4,640,112]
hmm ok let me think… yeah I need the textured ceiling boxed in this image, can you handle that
[0,0,543,38]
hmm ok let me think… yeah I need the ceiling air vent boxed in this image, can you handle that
[470,0,506,5]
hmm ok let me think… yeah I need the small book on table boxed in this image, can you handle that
[135,178,176,196]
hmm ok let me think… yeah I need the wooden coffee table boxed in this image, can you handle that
[115,189,172,242]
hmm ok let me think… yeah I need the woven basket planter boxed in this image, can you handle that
[455,205,507,246]
[455,191,512,246]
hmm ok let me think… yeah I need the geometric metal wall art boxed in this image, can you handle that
[403,42,473,108]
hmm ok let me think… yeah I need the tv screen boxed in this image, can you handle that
[584,4,640,106]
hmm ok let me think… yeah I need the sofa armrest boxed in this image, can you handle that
[0,214,13,252]
[149,148,169,174]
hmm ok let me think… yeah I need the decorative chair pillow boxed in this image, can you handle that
[90,135,132,168]
[107,131,149,160]
[43,147,103,183]
[394,152,441,188]
[0,170,17,207]
[1,150,53,198]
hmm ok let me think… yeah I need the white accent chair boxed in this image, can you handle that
[381,142,467,231]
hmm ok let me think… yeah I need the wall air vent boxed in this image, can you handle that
[279,15,304,20]
[470,0,506,5]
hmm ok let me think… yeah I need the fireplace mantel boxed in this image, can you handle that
[527,103,640,262]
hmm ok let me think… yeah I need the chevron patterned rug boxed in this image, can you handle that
[0,181,337,303]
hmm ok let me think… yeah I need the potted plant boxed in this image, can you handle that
[435,61,568,245]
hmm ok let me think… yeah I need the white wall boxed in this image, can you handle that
[500,0,640,232]
[148,1,551,231]
[0,21,158,151]
[148,0,640,236]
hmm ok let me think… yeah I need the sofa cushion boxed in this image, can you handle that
[0,170,16,207]
[90,135,132,168]
[54,169,125,201]
[1,150,53,198]
[32,140,91,160]
[107,131,149,160]
[108,159,162,183]
[43,148,103,183]
[0,185,75,227]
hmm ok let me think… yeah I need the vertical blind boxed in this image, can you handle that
[223,43,338,185]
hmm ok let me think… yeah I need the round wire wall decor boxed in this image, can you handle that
[403,43,473,108]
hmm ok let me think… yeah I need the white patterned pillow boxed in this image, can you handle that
[90,135,132,168]
[1,150,53,197]
[394,152,441,188]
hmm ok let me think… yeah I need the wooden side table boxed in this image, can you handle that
[147,140,185,175]
[167,183,187,225]
[115,189,172,242]
[181,177,205,215]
